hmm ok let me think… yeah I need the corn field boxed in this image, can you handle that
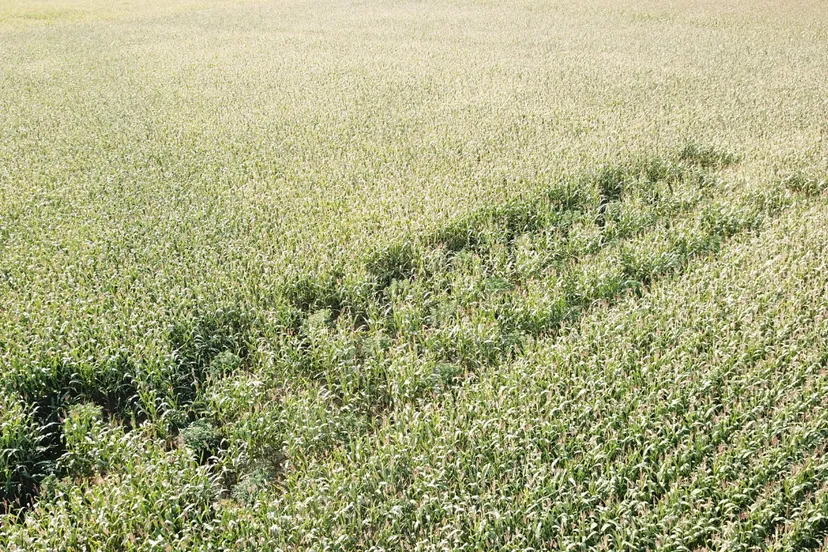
[0,0,826,550]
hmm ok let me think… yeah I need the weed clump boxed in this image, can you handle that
[208,350,243,380]
[180,420,222,463]
[231,466,274,506]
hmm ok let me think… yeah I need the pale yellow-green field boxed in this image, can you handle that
[0,1,826,549]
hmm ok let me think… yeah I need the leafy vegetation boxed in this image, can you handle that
[1,0,826,549]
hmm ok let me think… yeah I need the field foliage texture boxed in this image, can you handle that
[0,0,827,549]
